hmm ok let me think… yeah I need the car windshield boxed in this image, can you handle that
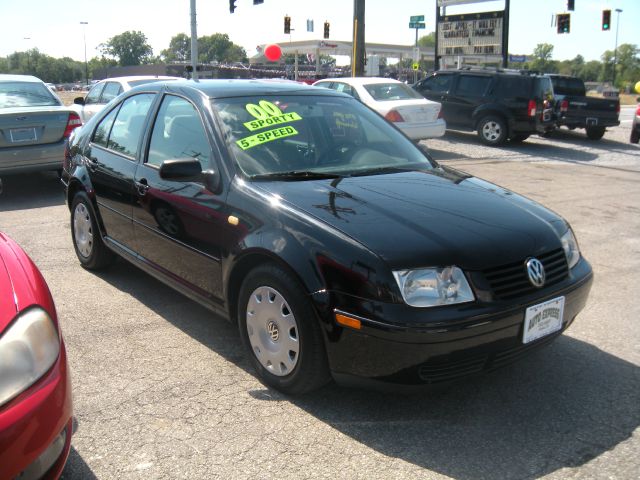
[363,83,424,101]
[212,94,435,179]
[0,81,60,108]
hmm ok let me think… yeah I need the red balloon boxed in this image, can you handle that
[264,44,282,62]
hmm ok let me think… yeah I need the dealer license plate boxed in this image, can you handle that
[9,127,36,143]
[522,296,565,344]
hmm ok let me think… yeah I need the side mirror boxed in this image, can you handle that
[74,97,85,105]
[159,158,203,180]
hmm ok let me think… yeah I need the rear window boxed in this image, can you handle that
[549,77,585,96]
[363,83,423,101]
[535,77,554,101]
[0,81,60,108]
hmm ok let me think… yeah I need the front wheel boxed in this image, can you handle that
[238,264,330,395]
[586,126,605,140]
[477,116,508,146]
[71,192,116,270]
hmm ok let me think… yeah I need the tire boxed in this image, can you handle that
[585,126,605,140]
[477,116,508,146]
[71,192,116,270]
[237,264,330,395]
[510,133,530,143]
[630,128,640,144]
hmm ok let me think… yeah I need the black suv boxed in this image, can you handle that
[413,68,555,146]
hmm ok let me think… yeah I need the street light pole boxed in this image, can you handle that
[612,8,622,89]
[80,22,89,86]
[23,37,31,73]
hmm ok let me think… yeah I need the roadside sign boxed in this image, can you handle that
[409,22,426,29]
[412,63,420,71]
[410,15,425,22]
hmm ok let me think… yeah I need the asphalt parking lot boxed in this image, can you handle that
[1,119,638,480]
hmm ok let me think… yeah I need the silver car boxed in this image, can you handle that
[71,76,179,124]
[0,74,80,175]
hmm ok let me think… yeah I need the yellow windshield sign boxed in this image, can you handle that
[243,100,302,131]
[236,126,299,150]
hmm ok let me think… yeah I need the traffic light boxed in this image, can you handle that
[602,9,611,30]
[229,0,236,13]
[567,0,574,11]
[323,21,330,39]
[557,13,570,34]
[284,15,291,34]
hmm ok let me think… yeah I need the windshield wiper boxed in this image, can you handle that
[250,171,343,181]
[348,166,416,177]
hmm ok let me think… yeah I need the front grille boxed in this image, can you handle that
[482,248,568,300]
[417,333,561,384]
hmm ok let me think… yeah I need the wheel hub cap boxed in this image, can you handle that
[73,203,93,258]
[246,286,299,376]
[483,121,501,141]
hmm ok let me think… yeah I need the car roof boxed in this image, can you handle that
[99,75,180,84]
[315,77,404,86]
[0,74,45,83]
[130,79,344,99]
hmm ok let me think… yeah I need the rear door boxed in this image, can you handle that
[445,74,493,127]
[85,93,156,249]
[132,94,226,302]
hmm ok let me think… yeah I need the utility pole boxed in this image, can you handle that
[352,0,365,77]
[190,0,199,80]
[612,8,623,88]
[502,0,510,68]
[80,22,89,86]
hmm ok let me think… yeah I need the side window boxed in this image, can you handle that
[497,77,530,99]
[455,75,492,96]
[146,95,211,170]
[420,75,453,93]
[84,83,105,105]
[101,82,123,104]
[334,83,360,100]
[106,93,156,158]
[92,107,118,147]
[315,82,334,90]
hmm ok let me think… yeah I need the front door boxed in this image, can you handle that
[132,94,226,302]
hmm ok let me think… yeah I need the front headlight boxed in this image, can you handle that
[561,228,580,269]
[393,266,475,307]
[0,307,60,407]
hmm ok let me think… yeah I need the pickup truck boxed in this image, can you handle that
[547,75,620,140]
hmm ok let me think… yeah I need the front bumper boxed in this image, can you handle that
[0,341,73,479]
[315,259,593,386]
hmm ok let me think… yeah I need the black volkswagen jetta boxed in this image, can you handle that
[61,80,593,394]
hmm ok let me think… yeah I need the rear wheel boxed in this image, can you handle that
[71,192,116,270]
[238,264,330,395]
[586,126,605,140]
[477,116,507,146]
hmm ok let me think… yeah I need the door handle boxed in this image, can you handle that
[135,178,150,196]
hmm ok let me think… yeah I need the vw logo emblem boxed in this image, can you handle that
[526,258,546,288]
[267,321,279,342]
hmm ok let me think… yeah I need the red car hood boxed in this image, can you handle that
[0,233,55,333]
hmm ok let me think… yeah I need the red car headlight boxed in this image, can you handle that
[0,307,60,407]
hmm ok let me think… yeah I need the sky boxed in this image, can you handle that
[0,0,637,64]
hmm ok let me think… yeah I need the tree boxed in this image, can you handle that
[160,33,190,62]
[418,32,435,48]
[528,43,557,73]
[615,43,640,86]
[99,31,153,66]
[197,33,247,64]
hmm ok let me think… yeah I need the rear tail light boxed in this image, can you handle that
[636,105,640,116]
[560,99,569,113]
[527,100,537,118]
[63,112,82,138]
[385,110,405,123]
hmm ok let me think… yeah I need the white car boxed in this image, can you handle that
[313,77,446,140]
[71,75,180,124]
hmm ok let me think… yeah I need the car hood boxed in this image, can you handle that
[254,169,565,271]
[0,233,55,333]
